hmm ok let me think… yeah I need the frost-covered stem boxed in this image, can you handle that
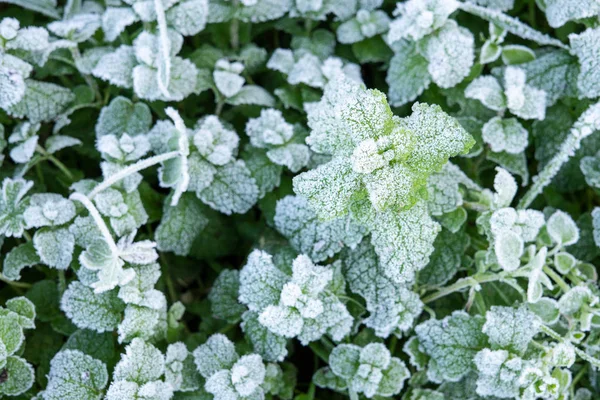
[69,192,118,253]
[36,145,74,181]
[542,265,570,293]
[22,230,32,242]
[58,270,66,295]
[308,342,330,363]
[87,151,180,199]
[422,274,501,304]
[518,102,600,209]
[0,273,32,289]
[230,0,239,50]
[155,0,171,97]
[69,47,102,102]
[348,389,359,400]
[540,325,600,368]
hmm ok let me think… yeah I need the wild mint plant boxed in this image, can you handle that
[1,1,600,399]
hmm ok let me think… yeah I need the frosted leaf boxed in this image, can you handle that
[94,188,128,218]
[96,96,152,138]
[222,84,274,107]
[569,27,600,100]
[266,49,295,75]
[197,160,259,215]
[259,304,304,339]
[193,333,239,379]
[547,210,579,247]
[158,107,190,206]
[415,311,488,382]
[46,135,82,153]
[426,162,479,216]
[482,117,528,154]
[117,304,163,343]
[33,228,75,270]
[464,75,506,112]
[5,297,35,329]
[417,20,474,89]
[483,306,540,355]
[329,344,360,380]
[241,311,288,362]
[133,56,198,101]
[156,193,209,256]
[266,143,309,173]
[492,167,517,208]
[504,66,546,120]
[5,27,49,51]
[274,195,366,262]
[92,45,137,88]
[550,342,576,368]
[297,294,353,344]
[287,53,325,88]
[214,69,245,98]
[104,381,138,400]
[494,230,523,271]
[9,135,37,164]
[458,3,568,49]
[235,0,293,23]
[387,0,459,42]
[292,157,361,220]
[236,252,287,297]
[73,47,112,75]
[2,242,40,281]
[343,240,423,337]
[44,350,108,400]
[47,13,101,42]
[520,50,578,106]
[0,356,34,396]
[0,67,26,109]
[115,231,158,265]
[193,116,239,166]
[0,178,32,238]
[102,7,138,42]
[165,342,203,392]
[24,193,76,228]
[386,41,431,107]
[246,109,293,148]
[337,10,390,44]
[557,286,598,330]
[0,313,24,356]
[98,134,150,163]
[313,367,348,392]
[61,281,125,332]
[114,338,165,384]
[209,269,246,323]
[581,153,600,188]
[368,202,440,284]
[78,239,132,293]
[118,263,165,310]
[545,0,600,28]
[167,0,209,36]
[467,0,514,10]
[473,349,522,398]
[375,358,409,397]
[6,80,75,123]
[67,214,104,247]
[592,208,600,248]
[420,228,469,286]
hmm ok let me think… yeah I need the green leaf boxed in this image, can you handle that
[3,242,40,281]
[386,41,431,107]
[95,96,152,138]
[63,329,116,365]
[209,269,246,324]
[45,350,108,400]
[0,356,34,396]
[6,80,75,123]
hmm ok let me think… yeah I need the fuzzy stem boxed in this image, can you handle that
[518,102,600,209]
[69,192,118,253]
[87,151,180,199]
[0,273,32,289]
[154,0,171,97]
[422,274,502,304]
[542,265,571,293]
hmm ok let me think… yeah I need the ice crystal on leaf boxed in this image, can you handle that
[44,350,108,400]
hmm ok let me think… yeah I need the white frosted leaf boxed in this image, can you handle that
[387,0,459,42]
[0,356,34,396]
[44,350,108,400]
[226,85,276,107]
[520,50,578,106]
[465,75,506,112]
[45,135,82,153]
[197,160,259,215]
[114,338,165,384]
[241,147,282,198]
[6,80,75,123]
[494,230,523,271]
[266,143,309,173]
[473,349,522,398]
[426,162,479,216]
[96,96,152,139]
[165,342,203,392]
[0,178,33,238]
[274,195,366,262]
[5,297,35,329]
[493,167,517,208]
[419,228,469,286]
[369,202,440,284]
[5,26,49,51]
[102,7,138,42]
[266,49,295,74]
[166,0,209,36]
[193,115,239,166]
[482,117,528,154]
[47,13,101,42]
[0,313,24,356]
[592,208,600,248]
[245,108,293,148]
[241,311,288,362]
[193,333,239,379]
[467,0,514,10]
[9,135,37,164]
[2,242,40,281]
[569,27,600,99]
[239,250,288,312]
[336,19,363,44]
[417,20,474,89]
[343,240,423,337]
[33,228,74,270]
[415,311,487,382]
[0,0,59,19]
[287,53,325,88]
[118,263,165,309]
[214,70,245,98]
[547,210,579,247]
[117,304,162,343]
[0,67,26,109]
[483,305,540,355]
[92,45,137,88]
[209,269,246,323]
[545,0,600,28]
[235,0,293,23]
[61,281,125,333]
[133,57,198,101]
[386,41,431,107]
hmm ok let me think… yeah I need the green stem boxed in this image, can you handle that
[70,47,102,102]
[36,145,74,181]
[570,364,588,388]
[542,265,571,293]
[0,273,32,289]
[58,270,66,295]
[230,0,239,50]
[422,274,502,304]
[540,325,600,368]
